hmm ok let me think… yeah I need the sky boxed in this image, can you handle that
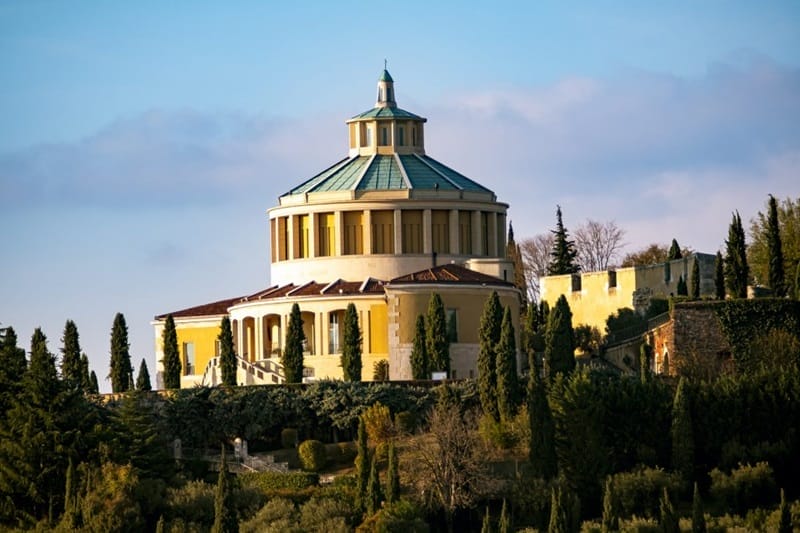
[1,1,799,391]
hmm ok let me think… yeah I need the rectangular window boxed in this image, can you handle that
[328,312,342,354]
[458,211,472,254]
[277,216,289,261]
[431,210,450,253]
[371,210,394,254]
[401,210,423,253]
[380,127,389,146]
[365,126,372,147]
[343,211,363,255]
[398,127,405,146]
[446,309,458,343]
[608,270,617,289]
[295,215,309,259]
[317,212,334,257]
[183,342,195,376]
[412,126,417,146]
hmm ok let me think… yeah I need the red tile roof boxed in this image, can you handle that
[389,264,512,286]
[154,296,242,320]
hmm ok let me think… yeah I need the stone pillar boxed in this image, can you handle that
[235,320,244,359]
[321,312,329,355]
[335,211,344,256]
[308,213,317,258]
[488,212,498,257]
[255,316,263,361]
[449,209,460,255]
[472,210,482,256]
[363,209,372,254]
[393,209,403,255]
[423,209,433,254]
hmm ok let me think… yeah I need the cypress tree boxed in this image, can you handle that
[28,328,59,402]
[714,251,725,299]
[425,293,450,376]
[548,205,580,275]
[724,211,749,299]
[61,320,82,385]
[355,417,369,506]
[218,316,236,387]
[89,371,99,394]
[136,359,151,391]
[668,238,682,260]
[478,291,503,421]
[162,314,181,389]
[496,306,520,420]
[690,258,700,299]
[109,312,133,393]
[498,498,510,533]
[548,487,567,533]
[211,448,238,533]
[386,440,400,504]
[481,506,491,533]
[528,352,557,479]
[640,343,652,384]
[410,314,429,380]
[282,303,305,384]
[341,303,363,382]
[79,353,91,393]
[671,378,694,482]
[366,453,383,516]
[544,295,575,377]
[601,477,619,533]
[767,194,786,296]
[0,326,27,403]
[778,488,792,533]
[692,482,706,533]
[676,275,688,296]
[508,223,529,306]
[660,488,678,533]
[62,457,78,529]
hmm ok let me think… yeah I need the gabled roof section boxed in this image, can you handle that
[389,264,513,286]
[349,107,424,121]
[155,296,242,320]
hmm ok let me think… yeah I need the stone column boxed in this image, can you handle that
[449,209,460,255]
[321,312,329,355]
[363,209,372,255]
[423,209,432,254]
[393,209,403,254]
[471,210,482,255]
[255,316,263,361]
[488,212,498,257]
[287,214,296,260]
[335,211,344,256]
[308,213,317,258]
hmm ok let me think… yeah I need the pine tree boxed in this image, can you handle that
[498,499,510,533]
[282,303,305,384]
[548,205,580,275]
[668,239,682,260]
[410,314,429,380]
[767,194,786,296]
[690,258,700,299]
[162,314,181,390]
[601,477,619,533]
[212,448,238,533]
[386,440,400,504]
[478,291,503,421]
[676,275,688,296]
[425,293,450,376]
[341,303,363,381]
[136,359,152,391]
[366,453,383,516]
[79,353,92,393]
[660,487,678,533]
[640,343,652,384]
[544,295,575,377]
[496,306,520,421]
[218,316,236,387]
[528,352,557,480]
[109,313,133,393]
[0,326,27,407]
[548,487,567,533]
[714,251,725,299]
[89,371,99,394]
[692,482,706,533]
[671,378,694,482]
[61,320,82,385]
[28,328,59,403]
[724,211,749,299]
[355,417,369,507]
[778,488,792,533]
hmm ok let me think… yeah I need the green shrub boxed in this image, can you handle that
[281,428,298,449]
[357,499,430,532]
[394,411,415,434]
[478,413,518,450]
[709,462,777,515]
[611,467,683,519]
[240,498,296,533]
[241,471,319,495]
[299,496,352,532]
[165,480,215,525]
[299,439,327,472]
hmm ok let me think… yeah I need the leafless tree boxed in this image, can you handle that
[410,403,491,532]
[574,219,626,272]
[520,233,555,303]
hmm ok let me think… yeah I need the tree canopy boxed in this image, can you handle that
[162,314,181,390]
[110,313,133,393]
[547,205,580,275]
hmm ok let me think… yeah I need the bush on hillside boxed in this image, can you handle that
[709,462,777,515]
[611,467,683,519]
[281,428,298,449]
[298,439,327,472]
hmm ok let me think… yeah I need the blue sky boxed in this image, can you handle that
[1,1,799,391]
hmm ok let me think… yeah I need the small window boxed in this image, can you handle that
[365,127,372,147]
[380,127,389,146]
[387,87,393,101]
[398,127,405,146]
[183,342,195,376]
[608,270,617,289]
[446,309,458,343]
[571,274,582,292]
[412,127,417,146]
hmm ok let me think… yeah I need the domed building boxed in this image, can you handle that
[152,70,522,388]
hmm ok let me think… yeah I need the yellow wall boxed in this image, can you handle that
[370,304,388,353]
[175,324,220,379]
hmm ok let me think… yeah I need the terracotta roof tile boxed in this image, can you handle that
[389,264,513,286]
[155,296,241,320]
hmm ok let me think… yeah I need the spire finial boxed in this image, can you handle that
[384,58,388,70]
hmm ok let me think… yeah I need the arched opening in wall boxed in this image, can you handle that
[301,311,316,355]
[328,309,345,354]
[263,315,281,358]
[242,317,256,362]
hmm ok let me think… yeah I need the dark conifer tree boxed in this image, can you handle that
[478,291,503,421]
[692,482,706,533]
[282,303,305,384]
[496,306,520,420]
[366,453,383,516]
[724,211,749,298]
[218,317,236,387]
[676,275,688,296]
[671,378,694,482]
[212,448,238,533]
[528,352,557,480]
[61,320,82,385]
[79,353,92,393]
[62,457,78,530]
[0,326,26,405]
[548,487,567,533]
[544,295,575,377]
[89,371,99,394]
[767,194,786,296]
[547,205,580,275]
[690,258,700,299]
[778,488,791,533]
[668,238,682,260]
[386,440,400,504]
[410,315,429,380]
[161,314,181,390]
[601,478,619,533]
[109,313,133,393]
[425,293,450,376]
[27,328,59,403]
[660,488,678,533]
[714,251,725,299]
[341,303,363,382]
[507,223,528,307]
[498,498,510,533]
[136,359,151,391]
[481,507,491,533]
